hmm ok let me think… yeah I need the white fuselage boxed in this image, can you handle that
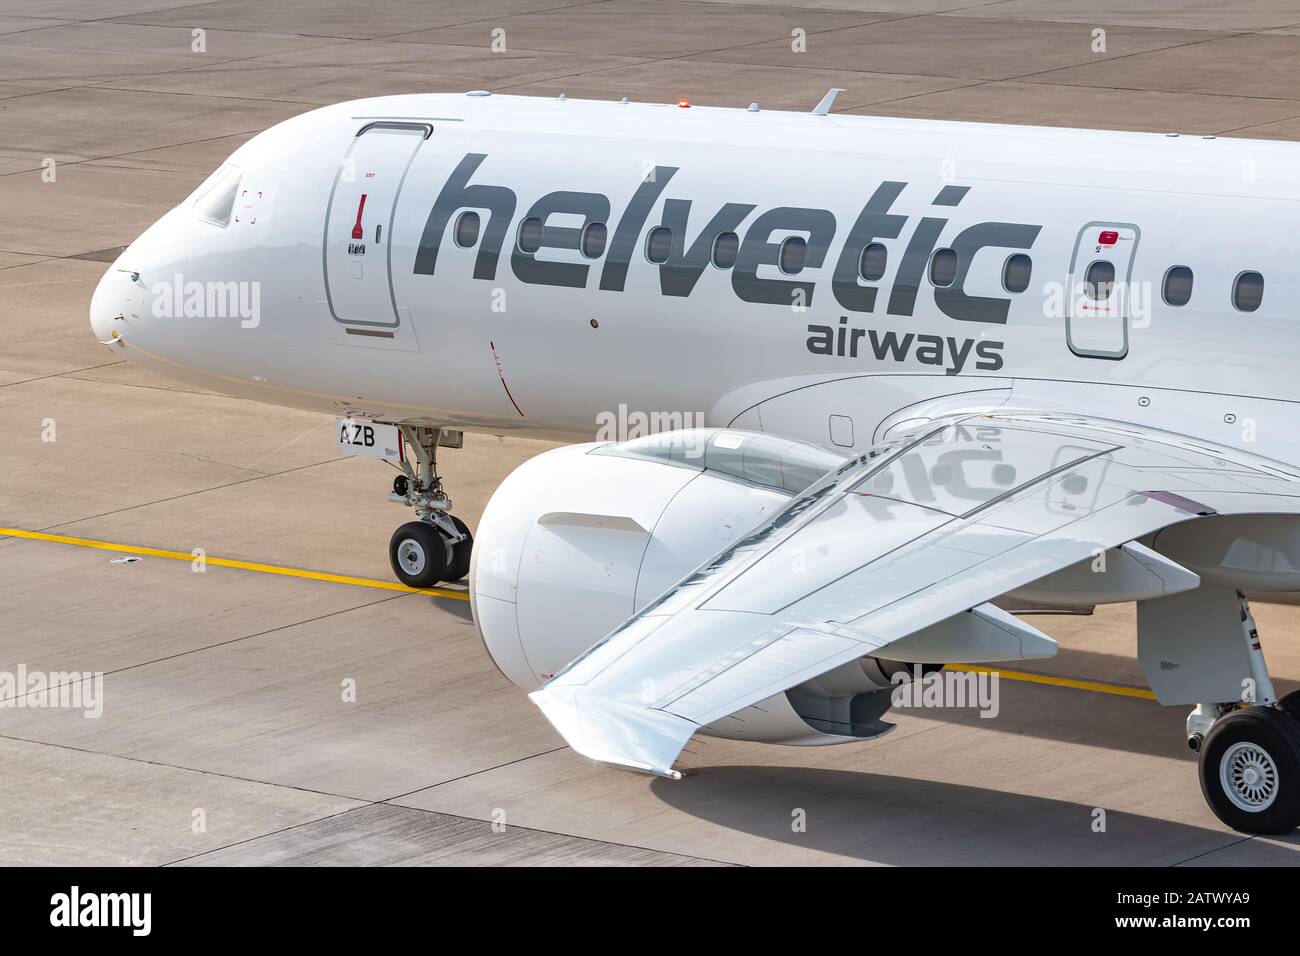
[91,92,1300,464]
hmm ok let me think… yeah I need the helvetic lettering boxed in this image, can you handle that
[414,152,1037,375]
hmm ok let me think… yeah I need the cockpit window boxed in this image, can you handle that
[190,165,241,227]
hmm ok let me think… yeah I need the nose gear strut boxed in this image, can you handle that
[387,425,472,587]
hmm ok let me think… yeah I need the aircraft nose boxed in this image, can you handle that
[89,263,134,348]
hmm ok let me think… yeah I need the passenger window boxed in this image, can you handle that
[712,231,739,268]
[193,166,241,227]
[517,217,543,254]
[454,211,480,248]
[778,236,807,274]
[1233,271,1264,312]
[1002,253,1032,294]
[929,248,958,287]
[1084,260,1115,301]
[580,221,607,259]
[1162,265,1193,306]
[645,226,672,264]
[859,242,887,281]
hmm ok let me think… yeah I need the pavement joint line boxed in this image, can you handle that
[0,125,295,181]
[53,374,222,398]
[166,800,739,867]
[87,84,319,108]
[0,590,412,706]
[4,728,736,867]
[489,0,1234,101]
[1216,111,1300,135]
[826,25,1282,122]
[0,360,124,388]
[107,0,607,50]
[31,454,352,529]
[1170,835,1259,866]
[0,526,470,600]
[360,0,611,44]
[0,730,370,806]
[487,13,906,95]
[159,803,379,867]
[381,747,570,802]
[386,805,742,867]
[997,24,1284,86]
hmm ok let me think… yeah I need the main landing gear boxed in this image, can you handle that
[1186,596,1300,834]
[387,425,472,588]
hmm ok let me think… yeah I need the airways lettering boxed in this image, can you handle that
[806,318,1003,375]
[870,329,912,362]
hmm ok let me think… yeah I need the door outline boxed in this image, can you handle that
[323,122,432,329]
[1065,220,1140,361]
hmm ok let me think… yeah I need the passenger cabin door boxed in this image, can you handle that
[325,122,431,331]
[1065,221,1139,360]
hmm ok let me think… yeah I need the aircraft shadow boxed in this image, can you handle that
[428,593,474,621]
[651,765,1298,866]
[892,673,1193,760]
[879,645,1298,760]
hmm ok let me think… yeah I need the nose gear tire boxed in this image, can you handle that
[389,521,450,588]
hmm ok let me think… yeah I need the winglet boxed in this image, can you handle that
[530,684,694,778]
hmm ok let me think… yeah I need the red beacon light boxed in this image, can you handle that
[677,98,690,108]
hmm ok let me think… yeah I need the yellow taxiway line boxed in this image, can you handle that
[0,526,1159,699]
[964,664,1157,700]
[0,526,470,601]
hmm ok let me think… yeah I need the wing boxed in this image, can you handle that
[530,412,1300,778]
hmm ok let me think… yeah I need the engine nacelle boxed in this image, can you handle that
[470,428,901,745]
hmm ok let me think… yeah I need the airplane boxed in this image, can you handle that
[90,89,1300,836]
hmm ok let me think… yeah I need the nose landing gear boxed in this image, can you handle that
[387,426,472,588]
